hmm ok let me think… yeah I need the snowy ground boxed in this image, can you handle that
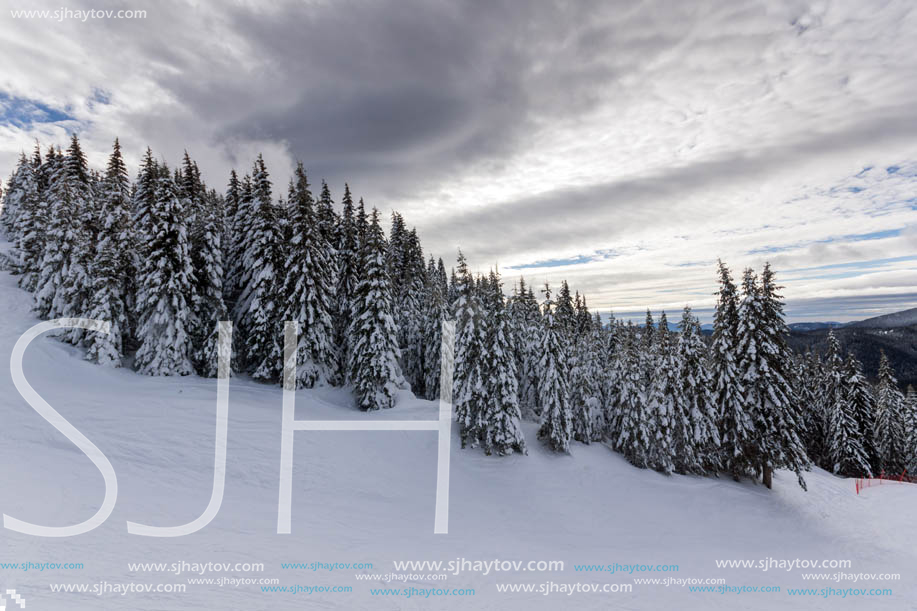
[0,267,915,610]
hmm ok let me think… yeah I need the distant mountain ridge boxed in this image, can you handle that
[845,307,917,329]
[785,307,917,389]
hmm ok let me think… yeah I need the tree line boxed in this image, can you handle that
[1,136,914,489]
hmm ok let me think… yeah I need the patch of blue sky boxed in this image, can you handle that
[784,255,917,275]
[507,248,622,269]
[746,228,902,256]
[787,270,876,283]
[0,92,74,128]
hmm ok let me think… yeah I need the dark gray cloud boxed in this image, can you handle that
[141,0,639,198]
[2,0,915,321]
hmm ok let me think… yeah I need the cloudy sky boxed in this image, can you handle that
[1,0,915,322]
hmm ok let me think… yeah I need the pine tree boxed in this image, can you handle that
[0,152,29,238]
[316,180,339,250]
[225,173,254,316]
[737,264,808,489]
[673,306,720,474]
[481,270,526,456]
[615,323,652,467]
[35,134,93,322]
[711,260,747,479]
[452,251,485,445]
[422,257,448,400]
[189,188,228,377]
[132,148,158,246]
[645,311,676,473]
[234,155,284,381]
[280,163,336,387]
[347,208,405,410]
[537,284,573,453]
[822,331,871,476]
[510,278,541,417]
[10,148,45,291]
[570,311,605,443]
[85,139,134,366]
[334,184,359,383]
[875,350,907,474]
[904,385,917,476]
[134,164,195,375]
[397,228,426,394]
[798,349,828,467]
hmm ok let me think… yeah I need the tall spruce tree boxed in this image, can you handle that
[452,251,485,445]
[645,311,676,473]
[711,260,747,479]
[673,306,720,474]
[134,164,195,375]
[347,208,405,410]
[334,184,359,383]
[422,256,448,400]
[736,264,808,489]
[234,155,284,381]
[35,134,93,323]
[481,270,526,456]
[875,350,907,474]
[537,284,573,453]
[280,163,336,387]
[85,139,134,366]
[822,331,871,476]
[616,322,652,467]
[189,188,228,377]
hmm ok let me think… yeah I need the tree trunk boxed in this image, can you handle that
[762,464,773,489]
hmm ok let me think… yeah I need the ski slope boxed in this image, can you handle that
[0,267,914,610]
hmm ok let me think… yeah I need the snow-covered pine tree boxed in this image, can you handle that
[334,184,359,383]
[481,270,526,456]
[134,163,195,376]
[904,385,917,476]
[645,311,676,473]
[822,331,871,476]
[537,283,573,453]
[554,280,575,340]
[569,311,601,445]
[347,208,405,410]
[85,139,134,367]
[280,163,336,387]
[673,306,720,474]
[798,349,827,467]
[225,172,254,315]
[737,264,809,489]
[510,278,541,417]
[452,250,484,444]
[459,274,492,446]
[132,148,158,248]
[234,155,285,381]
[603,317,628,440]
[11,149,45,291]
[422,256,448,400]
[316,180,339,247]
[615,322,652,467]
[843,353,878,473]
[397,228,426,395]
[874,350,907,475]
[35,134,93,322]
[0,152,29,238]
[189,187,228,377]
[711,260,747,479]
[589,311,610,437]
